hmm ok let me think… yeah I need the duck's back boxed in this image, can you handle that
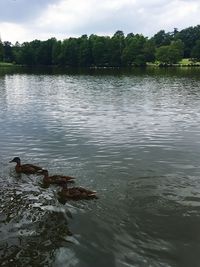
[16,164,42,174]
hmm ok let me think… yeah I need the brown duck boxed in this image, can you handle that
[39,169,75,185]
[9,157,43,174]
[58,185,97,200]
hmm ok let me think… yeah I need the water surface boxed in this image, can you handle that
[1,67,200,267]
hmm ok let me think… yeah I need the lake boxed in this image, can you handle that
[1,67,200,267]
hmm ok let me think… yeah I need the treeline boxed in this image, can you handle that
[1,25,200,67]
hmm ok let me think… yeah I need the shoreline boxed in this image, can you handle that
[1,61,200,69]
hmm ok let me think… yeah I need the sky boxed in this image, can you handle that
[0,0,199,44]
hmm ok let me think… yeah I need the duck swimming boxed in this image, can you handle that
[9,157,43,174]
[39,169,75,185]
[58,185,97,200]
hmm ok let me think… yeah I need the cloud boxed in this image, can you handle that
[36,0,200,36]
[0,0,200,43]
[0,22,28,42]
[0,0,57,23]
[132,0,200,35]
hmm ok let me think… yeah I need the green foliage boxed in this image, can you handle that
[176,25,200,57]
[1,25,200,67]
[3,41,14,62]
[110,31,125,66]
[151,30,172,47]
[155,46,170,64]
[90,35,110,67]
[155,40,184,64]
[0,39,3,61]
[60,38,79,67]
[37,38,56,65]
[143,39,156,62]
[52,40,62,65]
[191,40,200,61]
[122,34,154,66]
[78,35,92,67]
[18,41,38,65]
[0,62,13,66]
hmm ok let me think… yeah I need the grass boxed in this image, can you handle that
[148,58,200,67]
[0,62,14,66]
[180,58,190,64]
[179,58,200,65]
[179,58,192,65]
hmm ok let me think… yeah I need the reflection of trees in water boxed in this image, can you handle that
[0,184,73,266]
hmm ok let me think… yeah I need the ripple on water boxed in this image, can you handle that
[0,176,77,266]
[1,71,200,266]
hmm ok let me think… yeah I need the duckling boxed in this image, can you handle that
[58,185,98,200]
[39,169,75,185]
[9,157,43,174]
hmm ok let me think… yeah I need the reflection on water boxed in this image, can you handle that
[0,177,73,266]
[1,67,200,266]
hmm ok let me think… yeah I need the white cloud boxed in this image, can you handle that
[0,0,200,43]
[0,22,28,43]
[131,0,200,35]
[36,0,136,34]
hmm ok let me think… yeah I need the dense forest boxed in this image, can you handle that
[1,25,200,67]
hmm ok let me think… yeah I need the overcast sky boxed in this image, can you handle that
[0,0,199,44]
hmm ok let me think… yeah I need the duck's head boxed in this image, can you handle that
[9,157,21,164]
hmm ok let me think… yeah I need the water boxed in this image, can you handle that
[1,67,200,267]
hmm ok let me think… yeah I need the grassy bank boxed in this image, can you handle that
[1,59,200,69]
[147,58,200,67]
[180,58,200,65]
[0,62,14,67]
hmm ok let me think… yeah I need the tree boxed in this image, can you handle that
[109,31,125,67]
[3,41,14,62]
[170,39,184,52]
[60,38,79,67]
[19,42,35,65]
[2,25,200,67]
[176,25,200,57]
[122,34,148,66]
[151,30,172,47]
[78,35,92,67]
[90,35,110,67]
[155,41,183,64]
[0,38,3,61]
[173,28,179,36]
[52,40,62,65]
[36,38,56,65]
[191,40,200,61]
[155,46,169,63]
[143,39,156,62]
[12,42,21,63]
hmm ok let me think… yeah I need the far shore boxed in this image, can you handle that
[1,58,200,69]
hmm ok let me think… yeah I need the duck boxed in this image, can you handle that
[39,169,75,185]
[58,185,98,200]
[9,157,43,174]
